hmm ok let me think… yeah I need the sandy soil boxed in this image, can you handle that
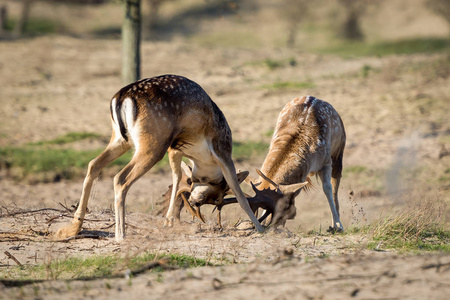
[0,1,450,297]
[1,209,449,300]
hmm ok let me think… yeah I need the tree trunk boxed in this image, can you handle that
[342,11,364,40]
[0,5,7,35]
[122,0,141,85]
[14,0,33,37]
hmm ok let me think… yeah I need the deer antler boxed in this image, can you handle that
[179,191,205,223]
[256,169,281,194]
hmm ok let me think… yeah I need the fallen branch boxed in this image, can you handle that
[2,208,64,217]
[422,262,450,271]
[111,258,177,279]
[100,223,115,230]
[57,202,74,213]
[4,251,23,267]
[46,215,63,224]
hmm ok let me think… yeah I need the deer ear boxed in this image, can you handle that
[180,161,193,177]
[224,170,249,195]
[279,182,308,195]
[236,170,249,184]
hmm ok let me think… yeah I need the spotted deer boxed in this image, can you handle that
[55,75,264,242]
[256,95,346,231]
[221,96,345,231]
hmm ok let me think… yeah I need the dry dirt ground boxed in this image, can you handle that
[0,11,450,298]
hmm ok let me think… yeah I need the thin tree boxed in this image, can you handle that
[281,0,311,48]
[13,0,33,37]
[338,0,366,40]
[0,5,8,35]
[122,0,141,85]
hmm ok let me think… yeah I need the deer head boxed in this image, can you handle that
[250,169,308,228]
[217,169,308,229]
[181,161,249,207]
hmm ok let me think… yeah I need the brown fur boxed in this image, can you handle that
[55,75,263,241]
[256,96,346,230]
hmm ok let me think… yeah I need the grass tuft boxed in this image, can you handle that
[365,195,450,252]
[0,252,214,282]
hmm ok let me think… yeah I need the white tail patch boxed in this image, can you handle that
[111,97,123,142]
[122,98,140,151]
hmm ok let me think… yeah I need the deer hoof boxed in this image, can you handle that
[327,226,344,234]
[163,217,174,227]
[53,221,82,240]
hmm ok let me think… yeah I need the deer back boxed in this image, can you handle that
[109,75,232,155]
[260,95,346,189]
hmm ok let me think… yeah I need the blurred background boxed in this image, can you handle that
[0,0,449,231]
[1,0,449,46]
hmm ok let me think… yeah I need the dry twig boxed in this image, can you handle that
[4,251,23,267]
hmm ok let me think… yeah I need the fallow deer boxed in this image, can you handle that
[54,74,264,242]
[222,96,346,231]
[254,95,346,231]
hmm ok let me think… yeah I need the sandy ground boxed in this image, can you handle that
[1,209,449,300]
[0,5,449,297]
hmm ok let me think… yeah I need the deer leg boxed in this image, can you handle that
[114,144,167,242]
[54,136,130,240]
[319,165,343,232]
[211,151,264,233]
[217,207,223,229]
[164,150,183,227]
[331,153,344,219]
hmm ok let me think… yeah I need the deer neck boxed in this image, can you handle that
[189,159,223,183]
[259,132,311,190]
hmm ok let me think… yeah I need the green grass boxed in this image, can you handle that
[232,141,269,162]
[344,165,367,174]
[246,57,298,70]
[360,197,450,253]
[317,38,450,57]
[6,18,58,35]
[0,132,268,182]
[0,252,213,283]
[261,81,315,90]
[264,129,274,138]
[28,132,103,146]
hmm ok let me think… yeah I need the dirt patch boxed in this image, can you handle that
[1,208,449,299]
[0,3,449,296]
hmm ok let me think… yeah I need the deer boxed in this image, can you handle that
[219,96,346,232]
[156,161,249,224]
[54,74,264,242]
